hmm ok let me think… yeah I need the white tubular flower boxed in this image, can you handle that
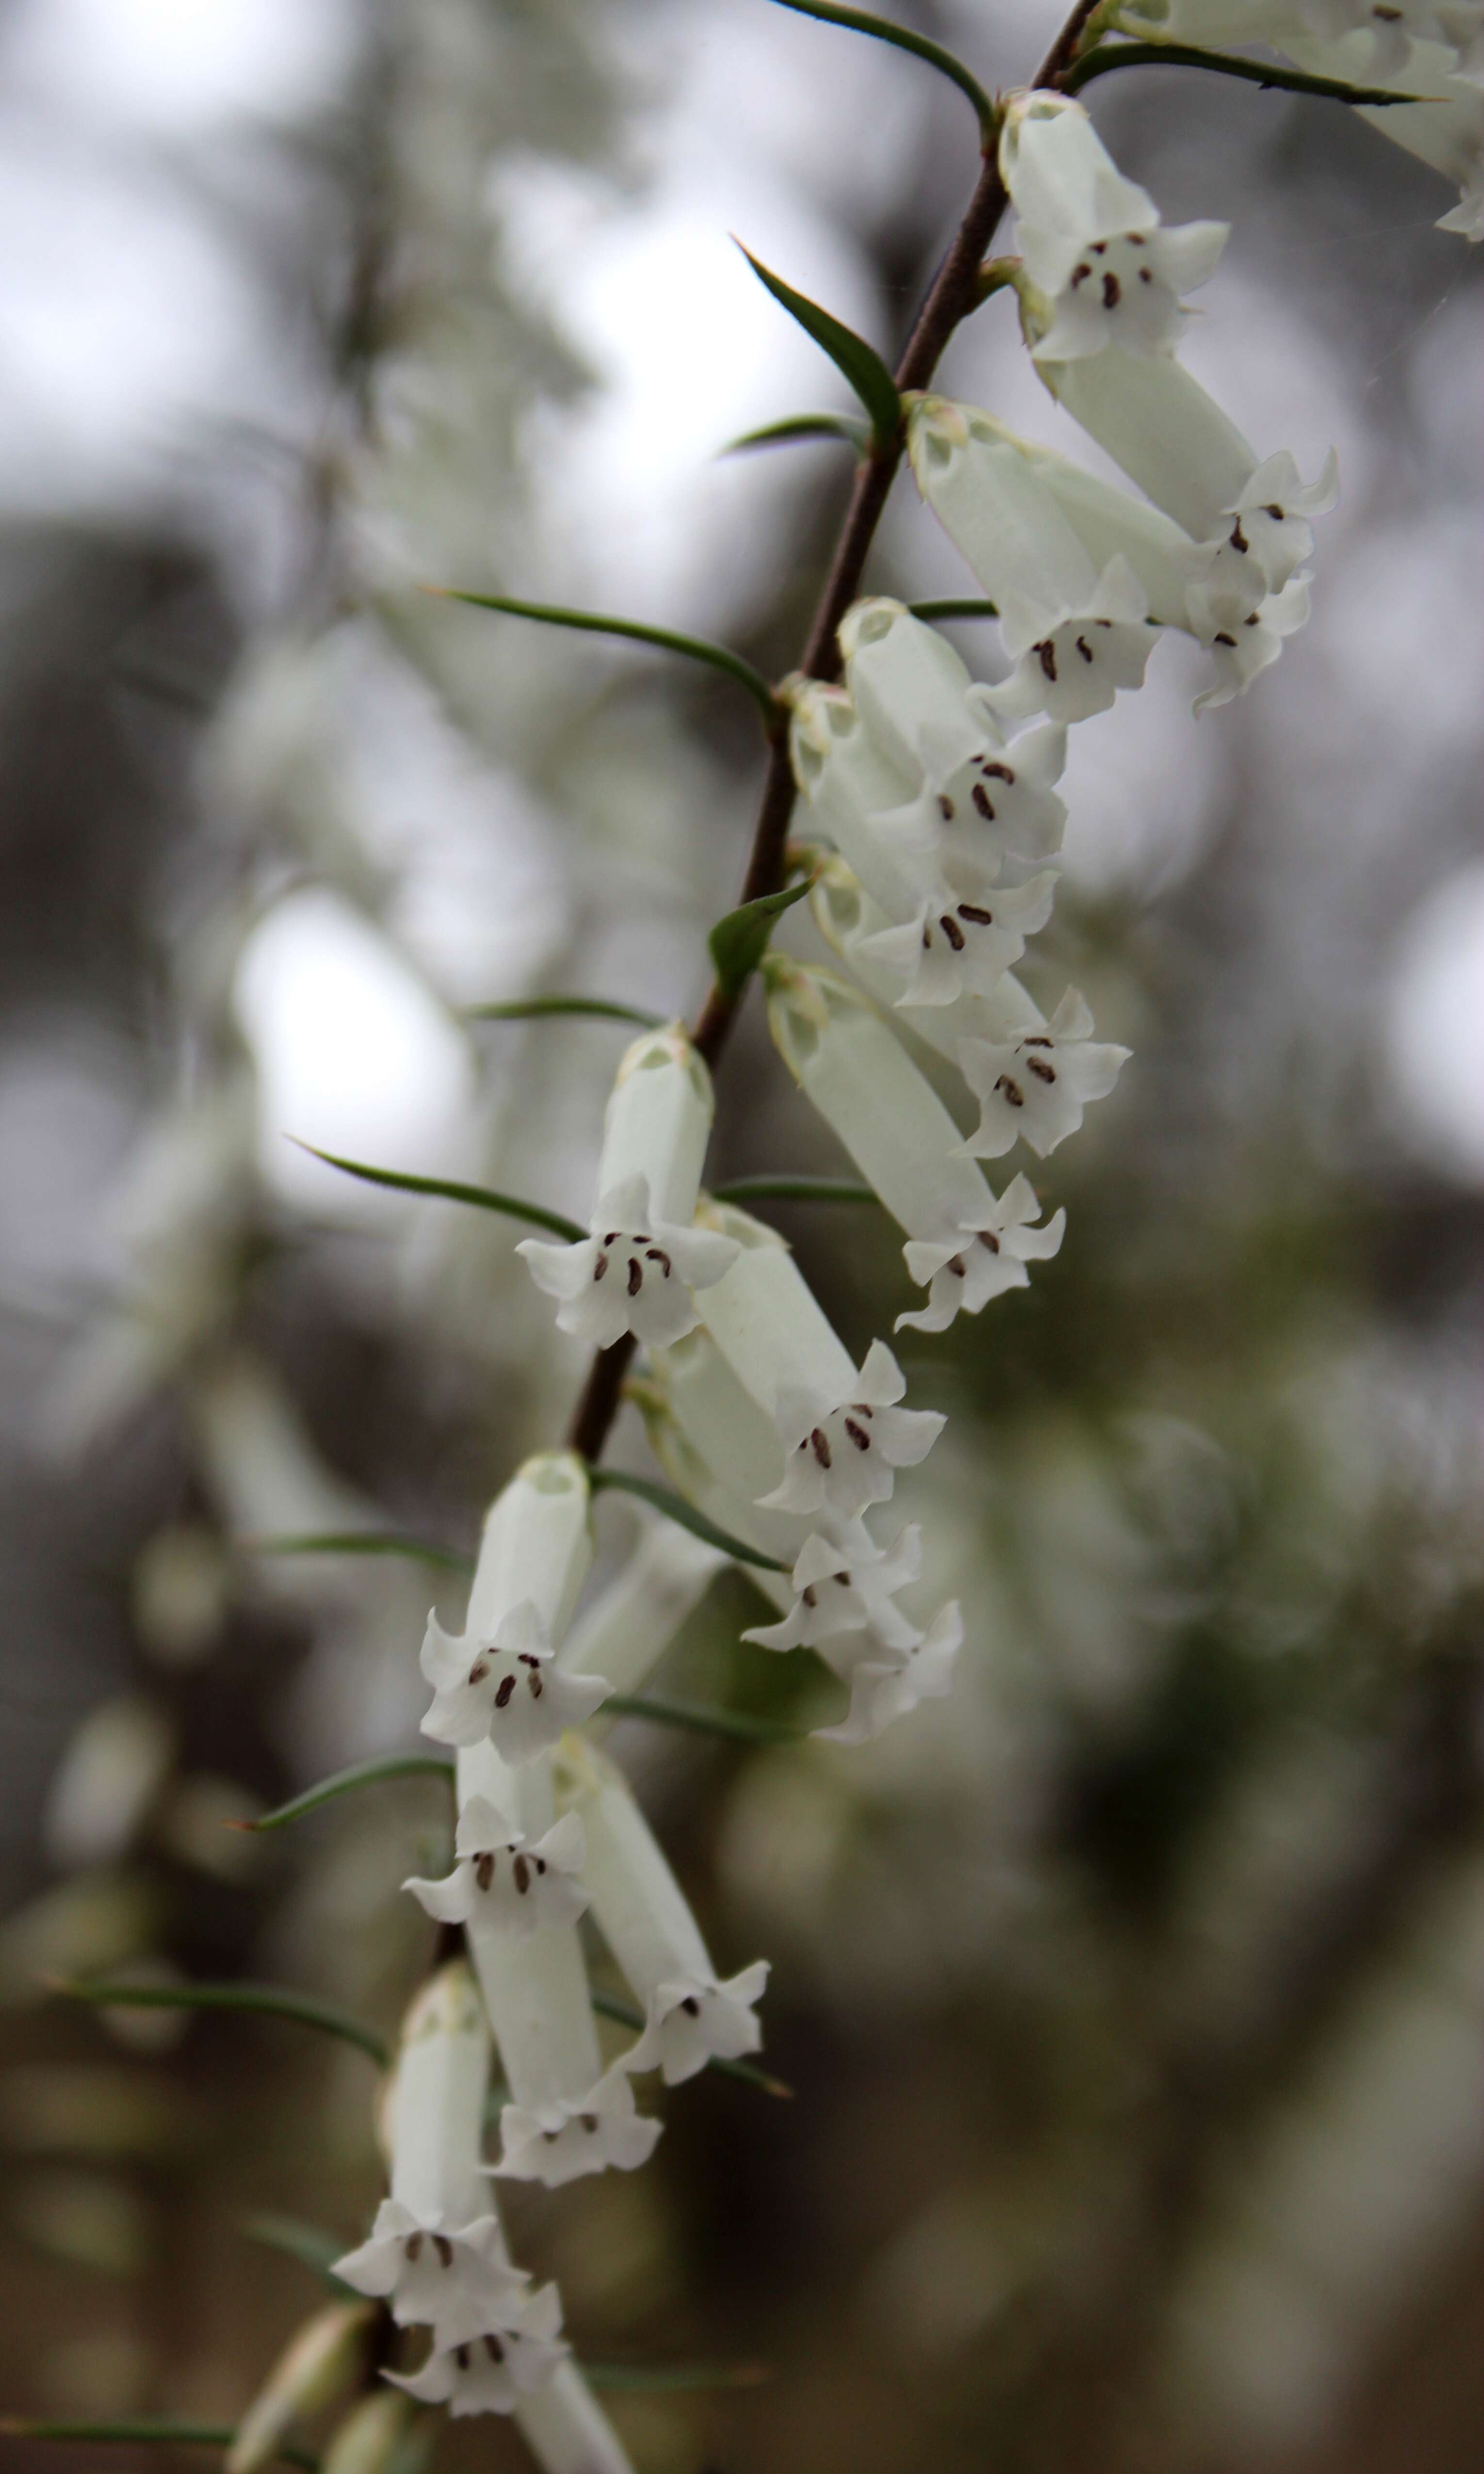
[958,990,1129,1160]
[855,864,1058,1007]
[836,599,1070,867]
[465,1450,595,1642]
[1194,575,1313,714]
[814,1603,964,1744]
[495,2057,663,2186]
[899,1173,1066,1334]
[764,957,1064,1331]
[1000,92,1228,361]
[743,1524,924,1654]
[649,1318,811,1567]
[421,1599,609,1762]
[907,395,1160,723]
[555,1518,727,1696]
[811,858,1049,1056]
[787,677,944,922]
[334,1964,522,2348]
[518,1025,738,1347]
[691,1199,856,1430]
[516,2362,639,2474]
[563,1741,769,2085]
[389,2282,568,2417]
[404,1796,589,1937]
[759,1339,945,1524]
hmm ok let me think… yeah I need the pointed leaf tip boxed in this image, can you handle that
[735,246,900,451]
[708,878,814,1003]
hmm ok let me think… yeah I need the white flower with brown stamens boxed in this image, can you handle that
[743,1523,924,1655]
[814,1602,964,1744]
[518,1172,738,1351]
[1194,575,1314,714]
[897,1176,1067,1336]
[958,990,1129,1161]
[494,2062,662,2189]
[404,1797,589,1939]
[624,1965,771,2086]
[1000,93,1227,363]
[387,2280,568,2417]
[334,2202,525,2349]
[855,862,1058,1006]
[420,1599,610,1763]
[760,1341,944,1524]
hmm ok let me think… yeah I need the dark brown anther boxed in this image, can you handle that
[1091,241,1107,255]
[834,1570,852,1587]
[941,913,965,951]
[1264,502,1284,519]
[1102,272,1121,309]
[1129,233,1146,245]
[810,1427,832,1469]
[1070,260,1092,287]
[1214,630,1237,647]
[972,782,995,820]
[1230,519,1249,552]
[681,1996,701,2017]
[514,1854,530,1895]
[529,1673,543,1698]
[844,1416,871,1452]
[406,2232,424,2261]
[938,794,954,819]
[580,2114,599,2134]
[592,1254,607,1282]
[1037,639,1058,681]
[958,902,994,925]
[978,1230,1001,1254]
[468,1658,489,1684]
[948,1255,966,1278]
[1139,267,1152,284]
[1076,635,1093,663]
[626,1257,642,1296]
[433,2234,454,2267]
[921,924,932,949]
[495,1675,516,1708]
[484,2335,506,2362]
[1027,1055,1056,1083]
[1024,1035,1053,1047]
[604,1232,619,1246]
[801,1584,818,1607]
[475,1851,495,1892]
[983,761,1014,783]
[536,1857,547,1874]
[645,1247,672,1276]
[995,1074,1024,1107]
[519,1652,540,1668]
[456,2345,472,2371]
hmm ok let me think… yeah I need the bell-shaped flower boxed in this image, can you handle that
[786,678,943,922]
[519,1171,738,1352]
[959,990,1129,1160]
[764,956,1063,1329]
[743,1523,925,1654]
[458,1451,594,1645]
[810,858,1049,1060]
[565,1742,769,2086]
[814,1603,964,1744]
[495,2060,662,2187]
[335,2202,525,2350]
[421,1599,610,1763]
[1193,575,1313,714]
[388,2283,568,2417]
[1191,450,1340,624]
[898,1173,1066,1335]
[759,1340,945,1524]
[856,859,1058,1006]
[375,1960,494,2230]
[404,1797,589,1938]
[1000,93,1228,362]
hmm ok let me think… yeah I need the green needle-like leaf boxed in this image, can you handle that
[737,247,900,452]
[582,2360,770,2394]
[768,0,997,139]
[587,1469,789,1573]
[605,1691,803,1748]
[722,410,872,457]
[590,1988,793,2097]
[907,596,1000,622]
[0,2425,317,2473]
[708,878,814,1002]
[245,1532,475,1576]
[289,1142,586,1245]
[464,995,664,1027]
[428,590,781,723]
[712,1174,878,1206]
[53,1978,389,2068]
[240,1753,456,1833]
[242,2214,359,2297]
[1064,39,1429,104]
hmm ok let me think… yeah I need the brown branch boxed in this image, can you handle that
[566,2,1098,1458]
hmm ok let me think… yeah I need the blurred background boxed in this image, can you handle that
[0,1,1481,2469]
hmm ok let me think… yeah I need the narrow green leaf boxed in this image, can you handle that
[707,877,814,1002]
[242,2214,358,2298]
[907,596,1000,622]
[605,1691,803,1748]
[0,2425,317,2472]
[590,1988,793,2097]
[736,247,900,452]
[582,2360,770,2395]
[465,995,664,1027]
[245,1532,475,1576]
[587,1468,789,1573]
[53,1978,389,2069]
[768,0,997,139]
[241,1753,456,1833]
[288,1142,586,1245]
[712,1174,878,1206]
[428,590,781,723]
[722,410,871,457]
[1064,38,1429,105]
